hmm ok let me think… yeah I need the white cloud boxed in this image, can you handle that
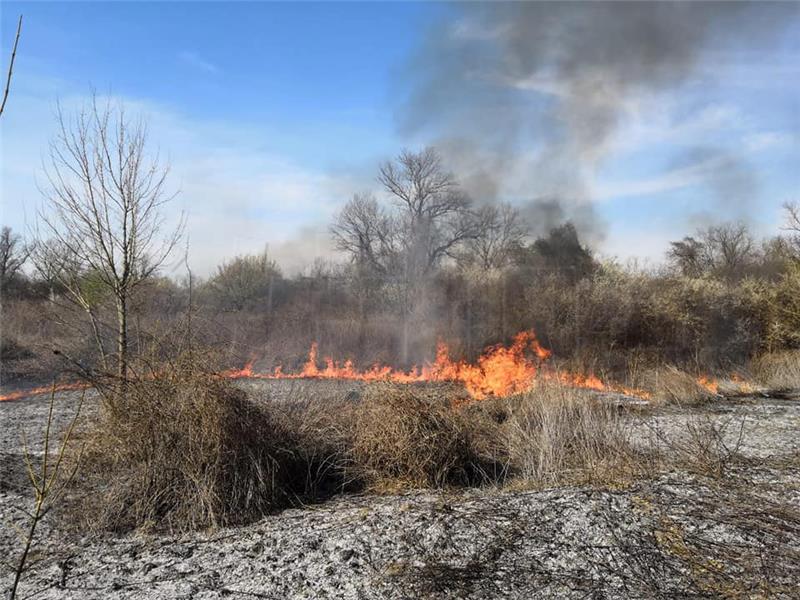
[0,86,355,278]
[743,131,796,153]
[178,51,219,74]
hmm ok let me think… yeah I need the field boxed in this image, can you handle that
[2,380,799,599]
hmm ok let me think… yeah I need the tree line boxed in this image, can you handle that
[2,99,800,383]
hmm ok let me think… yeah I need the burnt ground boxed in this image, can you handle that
[1,381,799,599]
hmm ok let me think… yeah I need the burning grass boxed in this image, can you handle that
[70,367,645,533]
[645,366,720,406]
[222,329,654,402]
[57,340,791,535]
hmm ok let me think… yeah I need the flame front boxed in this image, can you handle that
[0,382,87,403]
[223,330,651,400]
[3,331,739,403]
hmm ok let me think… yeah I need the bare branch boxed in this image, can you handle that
[0,15,22,119]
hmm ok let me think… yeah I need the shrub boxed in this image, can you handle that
[347,383,502,490]
[81,359,303,532]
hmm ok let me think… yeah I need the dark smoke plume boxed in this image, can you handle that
[396,1,798,242]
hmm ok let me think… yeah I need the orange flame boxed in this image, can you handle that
[223,330,651,400]
[0,330,659,403]
[0,382,88,403]
[696,375,719,394]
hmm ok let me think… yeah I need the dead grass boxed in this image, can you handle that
[67,353,777,534]
[750,350,800,391]
[501,382,633,486]
[644,366,718,406]
[347,383,504,490]
[78,356,306,533]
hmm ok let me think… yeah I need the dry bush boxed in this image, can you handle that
[347,383,503,490]
[643,366,718,406]
[79,357,305,533]
[750,350,800,390]
[643,414,746,479]
[501,382,631,486]
[273,393,355,498]
[677,416,745,477]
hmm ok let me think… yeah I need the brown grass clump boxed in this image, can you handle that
[645,366,718,406]
[347,383,503,490]
[80,360,303,533]
[750,350,800,391]
[501,382,632,486]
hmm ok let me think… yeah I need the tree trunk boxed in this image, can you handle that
[401,315,409,367]
[86,306,108,371]
[116,293,128,380]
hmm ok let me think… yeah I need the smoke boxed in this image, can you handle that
[269,226,339,276]
[396,1,797,241]
[671,146,760,228]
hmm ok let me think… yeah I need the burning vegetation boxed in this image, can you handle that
[221,330,653,401]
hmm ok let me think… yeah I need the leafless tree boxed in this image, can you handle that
[331,192,397,275]
[0,14,22,119]
[668,222,756,279]
[0,226,30,291]
[783,202,800,258]
[333,148,486,364]
[36,96,183,381]
[705,223,755,275]
[379,148,482,277]
[460,203,527,271]
[668,236,709,278]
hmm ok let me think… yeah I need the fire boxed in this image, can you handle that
[223,330,652,400]
[0,382,87,403]
[0,330,659,403]
[696,375,719,394]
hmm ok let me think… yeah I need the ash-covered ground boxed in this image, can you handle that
[1,380,799,599]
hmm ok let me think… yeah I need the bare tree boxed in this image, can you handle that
[333,148,485,364]
[37,96,183,381]
[705,223,755,276]
[0,226,30,291]
[331,192,397,275]
[668,236,709,278]
[378,148,481,277]
[668,222,756,279]
[783,202,800,258]
[0,14,22,119]
[460,203,527,271]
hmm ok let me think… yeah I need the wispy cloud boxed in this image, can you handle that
[178,51,219,74]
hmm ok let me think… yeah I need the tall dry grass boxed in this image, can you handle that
[501,382,632,486]
[750,350,800,390]
[69,355,766,535]
[642,366,719,406]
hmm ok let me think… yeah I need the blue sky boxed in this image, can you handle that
[1,1,799,275]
